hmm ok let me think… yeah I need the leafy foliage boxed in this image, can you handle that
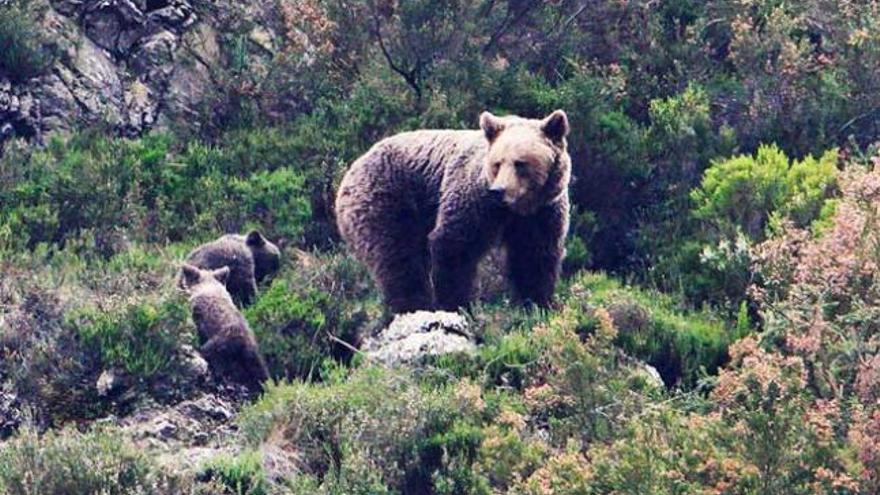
[67,298,192,380]
[0,0,57,83]
[0,424,184,494]
[692,145,839,240]
[199,451,268,495]
[244,250,380,381]
[567,272,732,388]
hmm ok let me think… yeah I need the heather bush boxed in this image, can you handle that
[66,297,193,381]
[743,156,880,489]
[0,424,188,494]
[0,130,314,252]
[548,337,859,494]
[564,272,731,388]
[199,450,268,495]
[0,240,200,424]
[752,161,880,400]
[238,367,487,493]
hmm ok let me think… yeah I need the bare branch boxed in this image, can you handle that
[372,15,422,100]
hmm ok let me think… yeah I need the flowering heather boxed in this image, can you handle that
[743,157,880,489]
[753,162,880,399]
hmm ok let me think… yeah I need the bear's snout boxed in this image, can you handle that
[488,184,506,201]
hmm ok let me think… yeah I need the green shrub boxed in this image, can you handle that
[691,144,839,240]
[199,450,268,495]
[244,279,330,380]
[0,0,57,83]
[0,130,315,253]
[646,144,839,309]
[576,337,856,495]
[0,424,177,494]
[239,367,486,493]
[0,132,173,251]
[228,168,312,241]
[244,251,381,381]
[66,297,193,380]
[567,272,731,388]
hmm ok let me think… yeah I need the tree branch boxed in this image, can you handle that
[372,15,422,100]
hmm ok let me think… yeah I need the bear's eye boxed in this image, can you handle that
[513,160,528,174]
[492,162,501,173]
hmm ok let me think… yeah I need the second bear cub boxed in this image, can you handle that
[185,230,281,307]
[180,263,270,394]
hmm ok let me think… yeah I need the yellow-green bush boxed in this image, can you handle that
[692,145,839,240]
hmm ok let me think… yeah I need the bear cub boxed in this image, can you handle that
[336,110,571,314]
[185,230,281,307]
[180,263,270,394]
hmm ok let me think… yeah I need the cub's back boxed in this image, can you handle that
[187,236,252,273]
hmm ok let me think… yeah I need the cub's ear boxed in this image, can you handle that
[541,109,569,142]
[180,264,202,288]
[211,266,231,285]
[480,111,505,142]
[245,230,267,247]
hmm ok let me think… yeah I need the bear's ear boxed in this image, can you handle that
[181,264,202,288]
[541,110,569,142]
[480,112,505,142]
[245,230,266,247]
[211,266,231,285]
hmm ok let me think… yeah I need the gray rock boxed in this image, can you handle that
[154,418,179,439]
[97,368,131,396]
[260,443,301,483]
[131,30,178,79]
[180,344,210,381]
[0,388,22,438]
[118,393,238,447]
[181,394,234,422]
[362,311,476,366]
[123,79,157,134]
[0,79,41,140]
[637,363,665,389]
[82,0,146,55]
[0,0,267,145]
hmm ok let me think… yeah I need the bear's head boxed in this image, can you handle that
[179,263,231,298]
[480,109,571,215]
[244,230,281,282]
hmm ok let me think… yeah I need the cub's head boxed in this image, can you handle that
[244,230,281,282]
[480,109,571,215]
[179,263,231,297]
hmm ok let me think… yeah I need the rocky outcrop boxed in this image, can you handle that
[362,311,477,366]
[0,0,278,147]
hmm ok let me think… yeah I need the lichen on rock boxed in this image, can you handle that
[362,310,476,366]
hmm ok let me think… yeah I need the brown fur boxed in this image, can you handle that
[335,110,571,313]
[185,230,281,307]
[180,264,270,393]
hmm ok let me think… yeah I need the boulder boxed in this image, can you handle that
[362,311,476,366]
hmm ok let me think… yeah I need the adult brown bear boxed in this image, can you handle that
[335,110,571,314]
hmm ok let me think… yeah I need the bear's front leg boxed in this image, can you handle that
[503,196,569,307]
[429,205,496,312]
